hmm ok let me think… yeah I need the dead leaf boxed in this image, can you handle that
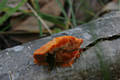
[102,1,119,11]
[40,0,64,16]
[11,0,64,32]
[10,0,64,43]
[113,0,118,3]
[11,16,54,32]
[11,16,40,32]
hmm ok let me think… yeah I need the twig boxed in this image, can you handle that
[68,4,72,19]
[26,3,52,34]
[8,71,13,80]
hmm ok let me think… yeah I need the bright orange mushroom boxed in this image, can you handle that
[33,36,83,69]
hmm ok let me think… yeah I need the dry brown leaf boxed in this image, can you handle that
[11,0,64,32]
[10,0,64,43]
[102,1,119,11]
[11,16,40,32]
[40,0,64,16]
[11,16,54,32]
[113,0,118,3]
[34,0,53,7]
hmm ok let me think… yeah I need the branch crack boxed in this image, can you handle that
[83,33,120,52]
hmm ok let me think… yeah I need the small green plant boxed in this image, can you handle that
[95,47,111,80]
[119,0,120,10]
[0,0,28,25]
[89,23,111,80]
[0,0,8,10]
[56,0,70,29]
[67,0,77,27]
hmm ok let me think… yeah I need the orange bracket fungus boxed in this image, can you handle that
[33,36,83,70]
